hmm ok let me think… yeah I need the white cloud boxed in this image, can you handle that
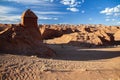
[38,15,58,20]
[35,11,66,15]
[0,5,17,14]
[105,19,110,21]
[4,0,44,4]
[89,18,92,21]
[112,19,115,21]
[0,4,59,23]
[60,0,81,7]
[117,22,120,24]
[82,0,85,3]
[4,0,84,12]
[67,7,79,12]
[0,15,20,23]
[3,0,54,6]
[0,6,20,23]
[54,18,58,20]
[81,10,85,13]
[60,0,83,12]
[105,18,117,22]
[49,0,54,2]
[100,5,120,16]
[100,5,120,25]
[114,13,120,16]
[104,17,120,25]
[44,0,54,2]
[35,11,62,20]
[40,17,52,20]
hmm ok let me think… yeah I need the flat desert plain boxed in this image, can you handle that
[0,44,120,80]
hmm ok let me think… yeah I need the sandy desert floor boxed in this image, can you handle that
[0,45,120,80]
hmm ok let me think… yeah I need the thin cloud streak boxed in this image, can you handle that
[0,15,20,23]
[35,11,66,15]
[67,7,79,12]
[4,0,48,5]
[38,16,58,20]
[0,5,20,23]
[0,5,18,14]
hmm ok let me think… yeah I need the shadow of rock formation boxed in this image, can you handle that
[47,44,120,61]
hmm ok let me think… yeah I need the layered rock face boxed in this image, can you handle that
[114,30,120,41]
[39,24,78,39]
[0,9,55,57]
[40,24,120,47]
[40,25,63,39]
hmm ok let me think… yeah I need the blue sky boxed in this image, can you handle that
[0,0,120,25]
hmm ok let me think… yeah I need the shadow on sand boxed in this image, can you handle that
[0,43,120,61]
[47,44,120,61]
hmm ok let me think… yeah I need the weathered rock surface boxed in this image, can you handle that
[0,25,55,57]
[39,24,78,39]
[40,25,63,39]
[114,30,120,41]
[46,32,103,47]
[0,9,55,57]
[40,24,120,47]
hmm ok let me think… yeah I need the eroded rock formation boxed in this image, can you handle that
[114,30,120,41]
[40,24,120,47]
[0,9,55,57]
[21,9,38,27]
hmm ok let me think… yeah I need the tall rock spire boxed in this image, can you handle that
[21,9,38,27]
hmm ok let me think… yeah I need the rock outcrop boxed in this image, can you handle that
[21,9,38,27]
[39,24,79,39]
[0,9,55,57]
[0,17,120,48]
[41,24,120,47]
[114,30,120,41]
[46,32,103,47]
[40,25,63,39]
